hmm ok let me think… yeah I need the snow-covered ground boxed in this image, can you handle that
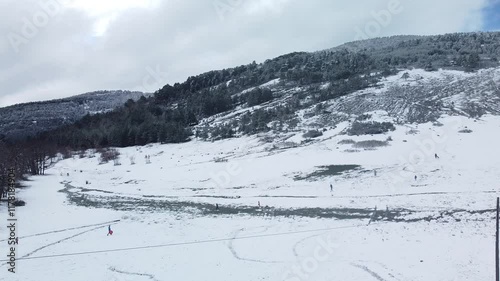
[1,113,499,280]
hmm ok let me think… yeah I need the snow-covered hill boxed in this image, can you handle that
[2,33,500,280]
[201,66,500,138]
[1,110,498,280]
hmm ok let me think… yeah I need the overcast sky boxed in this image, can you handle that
[0,0,497,107]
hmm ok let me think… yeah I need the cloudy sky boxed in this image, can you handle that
[0,0,498,107]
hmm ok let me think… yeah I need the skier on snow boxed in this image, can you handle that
[107,225,113,236]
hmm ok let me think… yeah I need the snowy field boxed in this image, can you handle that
[1,113,499,280]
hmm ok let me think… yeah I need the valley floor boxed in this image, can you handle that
[1,113,499,280]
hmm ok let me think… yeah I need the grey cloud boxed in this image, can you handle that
[0,0,490,107]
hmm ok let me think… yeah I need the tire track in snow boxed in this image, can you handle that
[292,231,329,258]
[0,220,120,242]
[258,189,499,199]
[351,263,388,281]
[61,184,495,222]
[64,185,500,200]
[368,261,404,281]
[21,225,105,259]
[0,224,106,268]
[109,266,160,281]
[228,227,283,264]
[351,261,402,281]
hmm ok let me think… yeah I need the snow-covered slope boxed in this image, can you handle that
[326,68,500,122]
[201,67,500,138]
[1,111,499,280]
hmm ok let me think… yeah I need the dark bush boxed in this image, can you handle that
[303,130,323,139]
[356,114,372,121]
[353,140,389,149]
[347,121,395,136]
[13,200,26,207]
[338,139,356,145]
[99,148,120,164]
[247,88,273,106]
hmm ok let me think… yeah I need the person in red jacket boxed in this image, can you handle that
[107,225,113,236]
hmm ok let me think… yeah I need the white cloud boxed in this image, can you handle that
[64,0,161,35]
[0,0,493,107]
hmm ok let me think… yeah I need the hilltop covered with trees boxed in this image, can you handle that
[34,32,500,148]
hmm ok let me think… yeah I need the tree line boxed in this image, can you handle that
[0,140,58,202]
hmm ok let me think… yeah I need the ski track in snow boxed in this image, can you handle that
[227,227,284,264]
[351,262,391,281]
[20,225,105,259]
[109,266,160,281]
[366,261,405,281]
[0,224,106,268]
[292,231,329,258]
[0,220,120,242]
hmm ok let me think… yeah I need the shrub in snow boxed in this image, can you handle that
[355,114,372,121]
[272,142,298,150]
[261,135,275,143]
[88,149,96,158]
[407,129,419,135]
[246,88,273,106]
[353,140,389,149]
[61,148,72,159]
[347,121,395,136]
[303,130,323,139]
[13,200,26,207]
[338,139,356,145]
[99,148,120,164]
[459,129,473,133]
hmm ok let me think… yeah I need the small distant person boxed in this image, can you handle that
[434,153,439,159]
[107,225,113,236]
[414,175,417,181]
[374,170,377,177]
[330,184,333,192]
[258,201,261,207]
[215,203,219,211]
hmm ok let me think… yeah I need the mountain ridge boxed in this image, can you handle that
[0,90,150,141]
